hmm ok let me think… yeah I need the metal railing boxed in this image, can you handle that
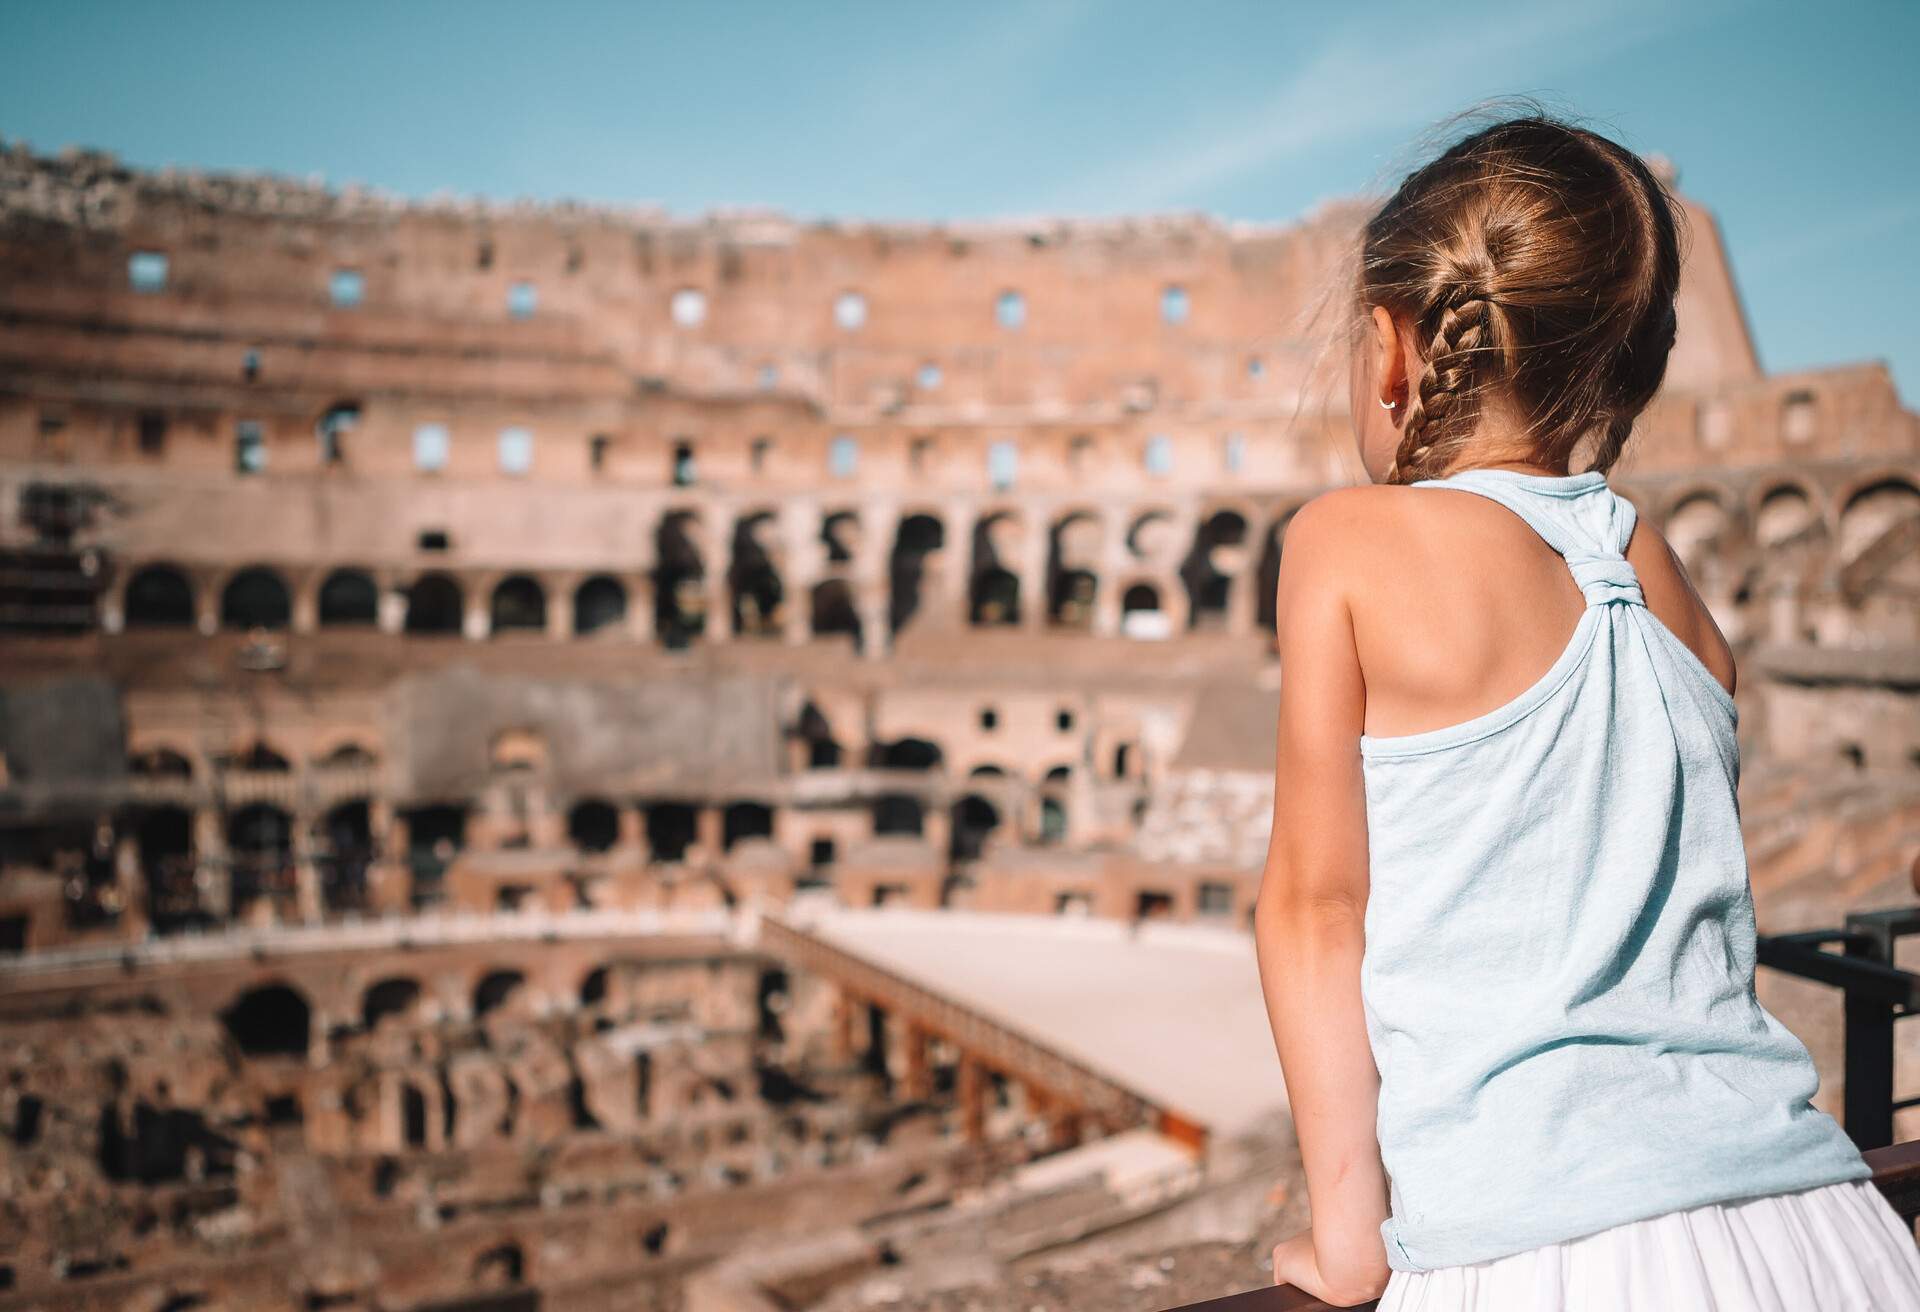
[1757,905,1920,1151]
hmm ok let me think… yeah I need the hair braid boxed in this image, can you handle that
[1386,290,1496,484]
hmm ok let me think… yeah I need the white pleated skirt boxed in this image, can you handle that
[1376,1179,1920,1311]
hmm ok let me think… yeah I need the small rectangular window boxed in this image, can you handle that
[235,420,266,474]
[828,434,859,479]
[589,434,610,472]
[137,411,168,455]
[987,439,1018,491]
[413,423,449,472]
[498,426,533,475]
[1223,431,1246,474]
[418,529,451,552]
[1144,434,1173,476]
[329,268,365,308]
[750,437,772,473]
[128,251,168,293]
[507,281,537,320]
[672,440,697,487]
[1069,434,1093,470]
[909,436,933,473]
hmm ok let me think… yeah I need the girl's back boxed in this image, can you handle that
[1343,465,1871,1271]
[1251,110,1920,1309]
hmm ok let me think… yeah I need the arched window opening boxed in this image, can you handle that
[950,795,1000,862]
[811,579,862,650]
[573,576,627,637]
[473,970,527,1019]
[655,513,706,650]
[125,565,195,628]
[227,803,294,918]
[723,802,773,851]
[568,800,620,854]
[404,572,464,636]
[362,977,423,1032]
[645,803,698,864]
[1181,510,1248,630]
[888,514,944,636]
[220,567,291,631]
[318,799,373,913]
[796,701,842,769]
[1120,584,1168,639]
[220,983,310,1058]
[873,795,924,836]
[489,576,547,635]
[318,569,379,627]
[730,515,784,639]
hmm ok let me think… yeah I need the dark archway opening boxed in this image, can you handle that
[888,514,944,635]
[730,514,784,639]
[318,569,379,627]
[220,567,291,631]
[125,565,195,628]
[489,575,547,635]
[568,799,620,854]
[645,803,697,863]
[220,983,311,1058]
[655,512,706,649]
[573,575,627,636]
[404,572,464,636]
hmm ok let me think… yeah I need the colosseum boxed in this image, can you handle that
[0,140,1916,1311]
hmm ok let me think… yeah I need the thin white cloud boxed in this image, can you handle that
[1044,0,1730,213]
[1739,195,1920,272]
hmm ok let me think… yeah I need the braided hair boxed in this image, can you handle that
[1359,114,1686,484]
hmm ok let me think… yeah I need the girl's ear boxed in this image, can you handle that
[1370,305,1407,407]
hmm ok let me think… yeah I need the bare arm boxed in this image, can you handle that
[1253,492,1391,1306]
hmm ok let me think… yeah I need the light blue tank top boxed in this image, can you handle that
[1357,466,1872,1273]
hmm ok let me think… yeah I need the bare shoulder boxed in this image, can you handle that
[1624,512,1738,696]
[1277,485,1408,589]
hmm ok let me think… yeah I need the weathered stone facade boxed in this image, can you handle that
[0,141,1917,1309]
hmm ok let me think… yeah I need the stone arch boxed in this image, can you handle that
[796,700,842,768]
[318,799,373,913]
[362,977,425,1032]
[404,572,464,636]
[1120,581,1167,639]
[124,564,195,628]
[811,578,862,648]
[130,744,194,778]
[1047,510,1103,628]
[573,575,628,636]
[220,566,292,630]
[227,802,293,917]
[473,969,528,1019]
[950,794,1001,861]
[1181,509,1250,630]
[723,801,774,850]
[1660,491,1737,582]
[317,568,379,627]
[1835,476,1920,630]
[220,981,311,1057]
[568,798,620,853]
[656,510,707,649]
[489,575,547,635]
[970,511,1024,626]
[888,512,945,635]
[473,1242,525,1287]
[730,511,785,639]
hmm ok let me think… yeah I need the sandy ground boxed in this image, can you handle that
[801,907,1289,1138]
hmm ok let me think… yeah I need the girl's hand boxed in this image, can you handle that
[1271,1229,1379,1307]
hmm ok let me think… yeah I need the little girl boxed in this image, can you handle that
[1250,110,1920,1309]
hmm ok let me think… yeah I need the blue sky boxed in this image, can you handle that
[2,0,1915,403]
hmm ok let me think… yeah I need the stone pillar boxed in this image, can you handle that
[1766,579,1801,644]
[957,1053,986,1144]
[114,835,148,939]
[547,577,574,640]
[695,805,724,866]
[377,585,406,635]
[628,575,656,645]
[195,580,221,637]
[194,808,230,920]
[618,805,650,862]
[290,576,319,636]
[705,572,732,643]
[1018,533,1048,631]
[901,1020,931,1101]
[100,585,124,634]
[292,814,323,924]
[858,585,890,660]
[463,592,490,641]
[832,989,858,1065]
